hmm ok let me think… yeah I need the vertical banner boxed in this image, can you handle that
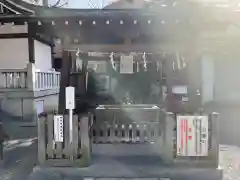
[54,115,64,142]
[120,55,134,74]
[177,116,208,156]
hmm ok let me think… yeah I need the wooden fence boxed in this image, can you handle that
[92,105,162,144]
[38,113,91,167]
[37,107,219,168]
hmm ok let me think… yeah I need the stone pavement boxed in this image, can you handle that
[1,103,240,180]
[28,103,240,180]
[0,114,38,180]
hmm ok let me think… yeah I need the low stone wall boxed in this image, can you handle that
[0,89,59,121]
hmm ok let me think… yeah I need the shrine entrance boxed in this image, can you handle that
[56,47,199,170]
[0,6,216,177]
[50,10,202,167]
[64,50,177,164]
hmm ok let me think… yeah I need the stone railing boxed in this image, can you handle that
[35,71,60,90]
[0,69,28,89]
[0,63,60,91]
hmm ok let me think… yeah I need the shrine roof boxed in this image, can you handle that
[0,0,239,24]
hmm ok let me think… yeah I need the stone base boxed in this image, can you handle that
[0,90,59,122]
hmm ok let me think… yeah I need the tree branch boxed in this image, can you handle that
[51,0,62,7]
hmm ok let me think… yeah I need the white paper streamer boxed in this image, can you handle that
[142,52,147,71]
[110,52,116,70]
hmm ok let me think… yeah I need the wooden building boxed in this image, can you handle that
[0,0,60,121]
[1,0,240,120]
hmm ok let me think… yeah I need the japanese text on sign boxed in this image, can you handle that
[176,116,209,157]
[54,115,64,142]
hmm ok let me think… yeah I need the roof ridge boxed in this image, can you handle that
[6,0,35,13]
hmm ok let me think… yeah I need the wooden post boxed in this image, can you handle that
[46,114,54,158]
[63,114,70,157]
[58,51,72,113]
[208,112,220,168]
[27,63,36,91]
[80,114,91,166]
[162,111,175,164]
[73,115,79,157]
[38,116,46,164]
[186,51,202,112]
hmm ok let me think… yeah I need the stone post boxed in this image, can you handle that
[80,114,91,166]
[208,112,220,168]
[27,63,36,91]
[26,63,37,122]
[162,111,175,164]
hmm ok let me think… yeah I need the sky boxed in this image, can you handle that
[48,0,114,8]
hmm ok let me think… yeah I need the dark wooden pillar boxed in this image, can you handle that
[58,51,73,113]
[186,50,202,112]
[28,24,35,63]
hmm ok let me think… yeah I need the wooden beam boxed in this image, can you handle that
[0,33,28,39]
[62,43,194,53]
[63,39,240,54]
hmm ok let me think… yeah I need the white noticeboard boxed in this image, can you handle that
[54,115,64,142]
[65,86,75,110]
[176,116,209,157]
[120,55,134,74]
[172,85,188,94]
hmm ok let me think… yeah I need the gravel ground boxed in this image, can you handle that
[220,145,240,180]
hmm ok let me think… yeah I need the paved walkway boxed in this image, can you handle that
[0,114,38,180]
[0,141,37,180]
[1,104,240,180]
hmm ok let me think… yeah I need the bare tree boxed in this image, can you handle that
[43,0,68,7]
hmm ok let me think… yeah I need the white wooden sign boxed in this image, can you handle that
[177,116,209,156]
[87,61,107,73]
[65,86,75,110]
[172,85,188,94]
[120,55,134,74]
[54,115,64,142]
